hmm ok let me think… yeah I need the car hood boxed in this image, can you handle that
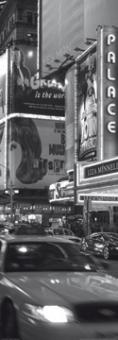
[7,271,118,305]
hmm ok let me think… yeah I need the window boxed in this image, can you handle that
[4,241,99,273]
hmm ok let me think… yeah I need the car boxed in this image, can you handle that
[53,227,74,236]
[66,235,82,244]
[1,235,118,339]
[12,222,47,236]
[81,232,118,260]
[57,235,82,245]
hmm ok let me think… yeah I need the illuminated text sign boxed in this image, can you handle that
[85,159,118,178]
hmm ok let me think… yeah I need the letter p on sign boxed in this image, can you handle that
[107,34,116,45]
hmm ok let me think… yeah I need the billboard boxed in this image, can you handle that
[97,25,118,160]
[10,45,64,116]
[49,180,74,202]
[7,117,66,189]
[77,44,97,161]
[0,50,8,119]
[0,122,7,189]
[65,65,75,171]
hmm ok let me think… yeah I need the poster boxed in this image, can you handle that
[10,45,64,116]
[65,65,75,171]
[0,51,8,119]
[77,45,97,161]
[0,122,7,189]
[7,117,66,189]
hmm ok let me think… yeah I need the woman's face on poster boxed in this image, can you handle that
[14,50,21,66]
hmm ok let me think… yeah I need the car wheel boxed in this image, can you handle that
[1,301,20,339]
[103,246,109,260]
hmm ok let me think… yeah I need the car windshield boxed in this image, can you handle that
[4,241,100,273]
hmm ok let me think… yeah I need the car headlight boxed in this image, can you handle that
[94,243,104,249]
[24,304,75,323]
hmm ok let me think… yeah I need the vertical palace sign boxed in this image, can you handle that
[98,26,118,160]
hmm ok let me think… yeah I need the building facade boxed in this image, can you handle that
[1,0,118,228]
[0,0,65,224]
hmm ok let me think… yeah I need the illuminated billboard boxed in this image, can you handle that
[0,50,8,119]
[65,65,75,171]
[0,122,7,189]
[77,44,97,161]
[7,117,66,189]
[10,45,64,116]
[49,180,74,203]
[97,25,118,160]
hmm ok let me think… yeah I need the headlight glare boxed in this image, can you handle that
[24,304,74,323]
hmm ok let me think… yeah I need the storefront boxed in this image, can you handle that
[76,158,118,233]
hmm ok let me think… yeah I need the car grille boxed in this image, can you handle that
[74,302,118,322]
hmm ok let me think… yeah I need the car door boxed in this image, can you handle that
[91,234,105,255]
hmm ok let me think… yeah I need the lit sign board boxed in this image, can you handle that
[10,45,64,116]
[77,44,97,161]
[98,26,118,160]
[49,181,74,202]
[79,195,118,203]
[84,158,118,179]
[0,50,8,119]
[65,65,75,171]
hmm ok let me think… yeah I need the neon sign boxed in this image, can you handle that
[98,26,118,160]
[106,33,116,134]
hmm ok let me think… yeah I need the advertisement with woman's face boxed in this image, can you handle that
[77,48,97,161]
[7,117,66,188]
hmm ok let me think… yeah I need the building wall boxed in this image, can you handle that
[41,0,118,78]
[42,0,84,77]
[84,0,118,41]
[0,0,37,50]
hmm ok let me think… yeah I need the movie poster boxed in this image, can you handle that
[10,45,64,116]
[77,46,97,161]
